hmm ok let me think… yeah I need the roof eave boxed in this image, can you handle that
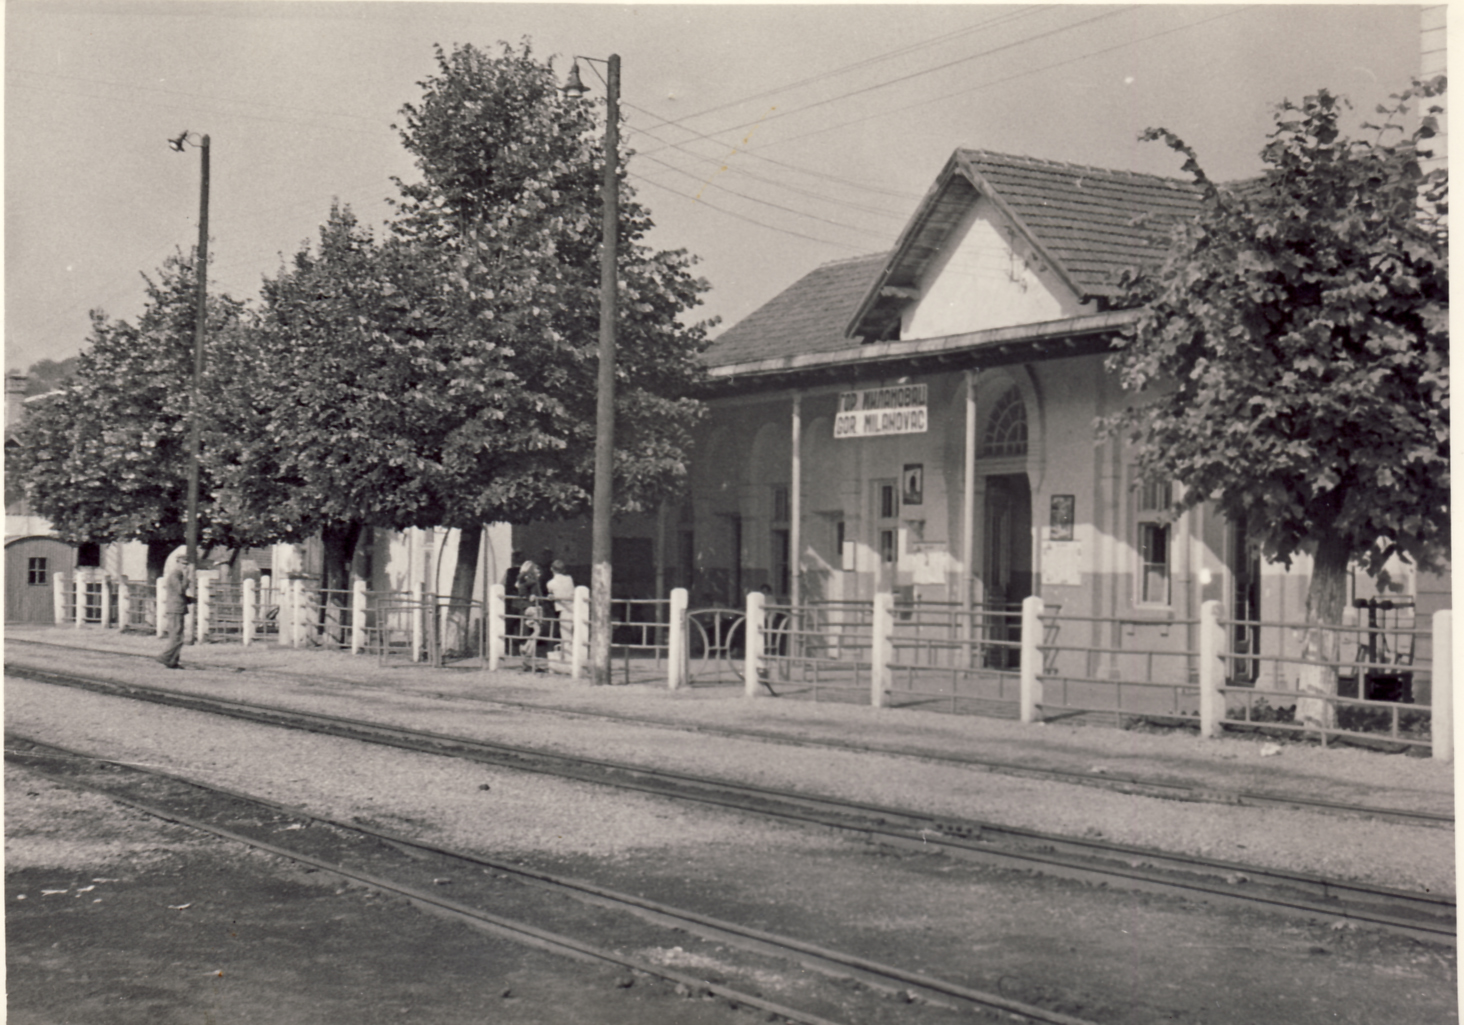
[842,152,968,341]
[703,309,1139,391]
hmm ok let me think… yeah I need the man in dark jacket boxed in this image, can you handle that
[157,557,194,668]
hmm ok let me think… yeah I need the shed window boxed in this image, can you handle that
[27,557,47,585]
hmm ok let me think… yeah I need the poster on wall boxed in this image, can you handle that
[1041,541,1083,586]
[833,383,928,438]
[1049,494,1075,541]
[903,464,923,505]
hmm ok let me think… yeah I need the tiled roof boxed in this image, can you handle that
[708,149,1208,372]
[958,149,1203,299]
[702,252,888,369]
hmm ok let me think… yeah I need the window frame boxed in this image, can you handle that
[1132,474,1174,608]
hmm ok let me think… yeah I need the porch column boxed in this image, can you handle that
[962,370,979,635]
[790,391,802,612]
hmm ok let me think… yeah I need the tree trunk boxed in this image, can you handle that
[146,539,179,582]
[1295,530,1351,732]
[443,525,481,657]
[320,521,363,647]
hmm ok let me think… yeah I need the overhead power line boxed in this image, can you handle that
[632,5,1136,161]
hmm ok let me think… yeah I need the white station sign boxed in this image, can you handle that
[833,384,928,439]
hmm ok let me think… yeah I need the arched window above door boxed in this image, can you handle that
[980,388,1028,457]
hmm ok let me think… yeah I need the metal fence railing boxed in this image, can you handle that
[885,600,1030,714]
[1215,613,1435,751]
[760,600,873,703]
[1034,612,1201,725]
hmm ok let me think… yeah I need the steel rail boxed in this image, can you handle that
[5,642,1451,829]
[6,735,1103,1025]
[7,661,1453,943]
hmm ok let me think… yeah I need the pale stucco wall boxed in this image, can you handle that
[900,197,1095,341]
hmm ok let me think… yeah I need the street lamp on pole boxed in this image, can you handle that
[563,55,620,687]
[169,129,210,569]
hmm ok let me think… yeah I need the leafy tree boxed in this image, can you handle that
[1104,80,1448,725]
[10,252,251,579]
[390,41,713,642]
[206,204,492,604]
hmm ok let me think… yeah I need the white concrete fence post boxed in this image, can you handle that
[1019,595,1045,724]
[55,570,70,626]
[1198,599,1226,738]
[116,577,129,631]
[667,587,689,690]
[744,590,766,698]
[291,578,307,648]
[73,574,84,630]
[351,579,367,655]
[242,578,257,647]
[411,581,424,663]
[196,569,215,643]
[1432,609,1452,763]
[154,576,165,637]
[570,585,590,681]
[486,583,505,672]
[870,591,893,709]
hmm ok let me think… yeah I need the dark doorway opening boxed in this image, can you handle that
[983,473,1032,669]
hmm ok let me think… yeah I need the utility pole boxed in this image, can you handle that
[562,54,620,686]
[171,131,210,568]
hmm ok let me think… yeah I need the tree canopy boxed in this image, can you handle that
[389,41,712,526]
[1104,79,1449,629]
[9,252,251,576]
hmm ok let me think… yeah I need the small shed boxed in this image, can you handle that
[5,535,74,624]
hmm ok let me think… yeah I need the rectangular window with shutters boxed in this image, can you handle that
[1133,473,1173,606]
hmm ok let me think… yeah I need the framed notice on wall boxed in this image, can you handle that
[903,464,923,505]
[1049,494,1075,541]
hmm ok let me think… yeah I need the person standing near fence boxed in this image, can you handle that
[545,560,575,657]
[502,550,525,654]
[516,559,544,671]
[157,556,195,669]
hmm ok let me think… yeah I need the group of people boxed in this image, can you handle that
[504,549,574,672]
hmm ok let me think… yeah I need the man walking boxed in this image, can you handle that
[157,557,194,669]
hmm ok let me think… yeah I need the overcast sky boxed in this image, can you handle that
[5,3,1428,373]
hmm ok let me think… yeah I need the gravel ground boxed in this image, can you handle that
[7,671,1458,1025]
[5,629,1454,895]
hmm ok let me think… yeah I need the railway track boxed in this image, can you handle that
[5,640,1452,830]
[6,660,1454,944]
[6,734,1102,1025]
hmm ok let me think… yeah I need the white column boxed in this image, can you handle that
[242,578,256,647]
[487,583,506,672]
[1019,595,1045,723]
[1198,599,1225,738]
[667,587,689,690]
[954,369,977,647]
[870,590,893,708]
[790,391,802,613]
[744,589,765,698]
[154,576,165,637]
[117,577,130,631]
[351,578,368,654]
[1432,609,1452,763]
[570,585,590,681]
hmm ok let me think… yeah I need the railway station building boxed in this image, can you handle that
[513,148,1450,682]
